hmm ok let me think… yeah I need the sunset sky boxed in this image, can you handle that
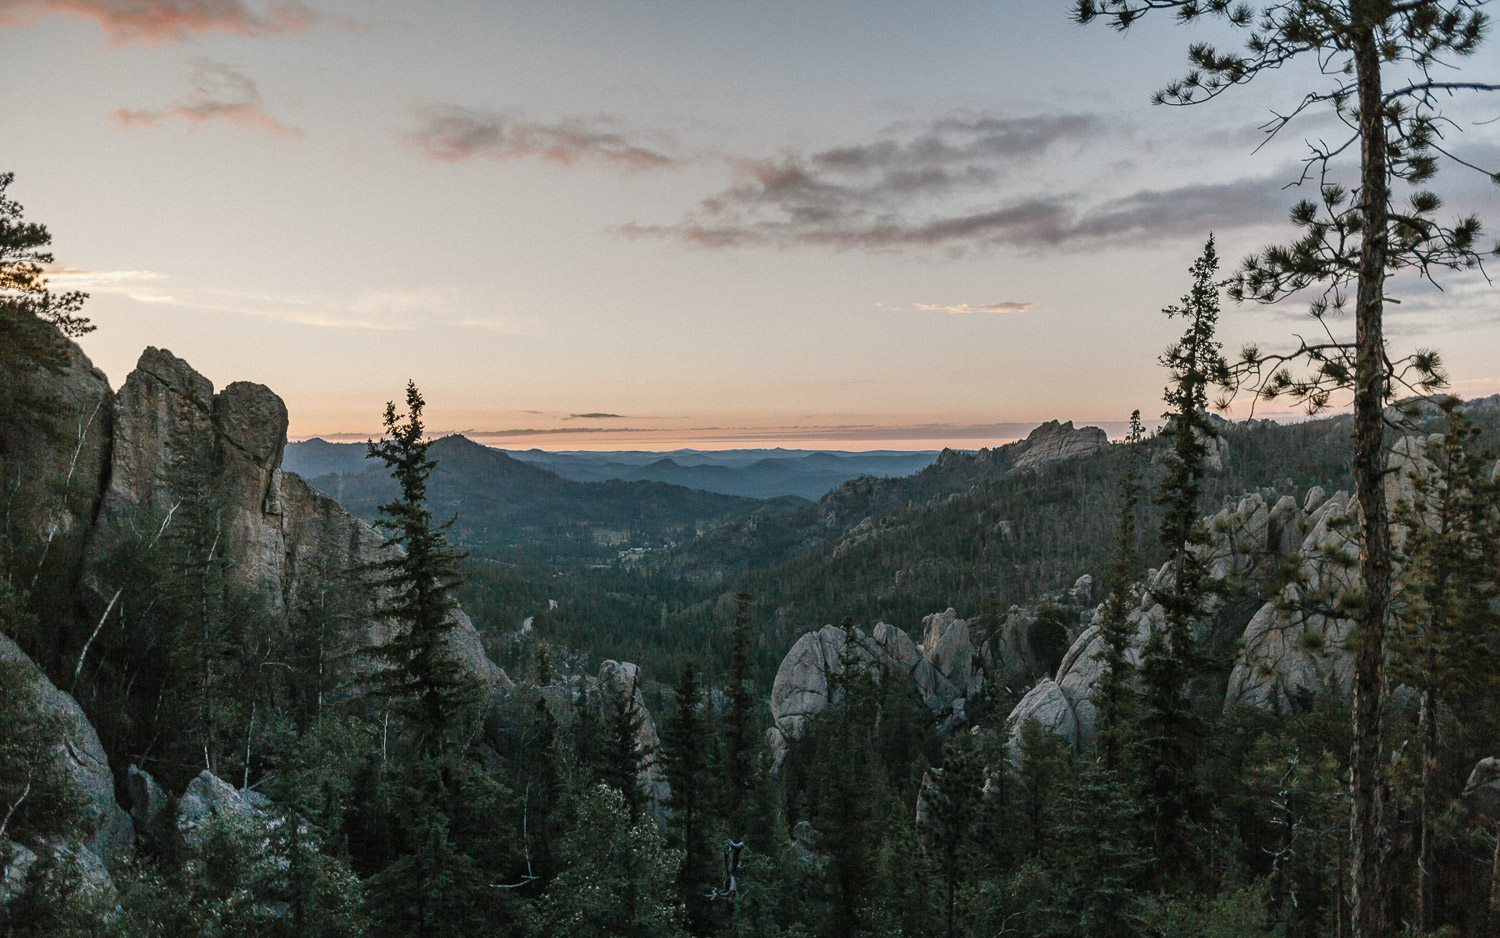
[4,0,1498,449]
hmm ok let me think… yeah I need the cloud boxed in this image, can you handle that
[405,104,674,170]
[620,169,1298,255]
[0,0,331,44]
[914,301,1030,314]
[42,266,175,302]
[112,60,300,138]
[567,413,627,420]
[609,106,1319,255]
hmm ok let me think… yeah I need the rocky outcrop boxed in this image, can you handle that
[78,346,510,696]
[922,608,978,702]
[0,634,133,870]
[1225,492,1359,712]
[0,336,114,670]
[122,766,171,848]
[1005,678,1078,753]
[1009,420,1110,474]
[1463,758,1500,821]
[176,770,272,852]
[580,660,671,822]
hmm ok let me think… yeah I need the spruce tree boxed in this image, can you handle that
[721,591,758,839]
[924,737,984,938]
[1138,238,1226,887]
[366,381,478,751]
[601,683,650,821]
[662,662,717,932]
[161,419,231,777]
[1094,409,1146,772]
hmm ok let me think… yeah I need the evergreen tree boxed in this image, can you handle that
[812,641,883,938]
[721,591,759,838]
[661,662,717,932]
[601,683,650,821]
[160,419,232,777]
[0,172,92,381]
[1094,409,1146,772]
[366,381,479,751]
[1389,401,1500,933]
[1071,3,1497,931]
[1138,237,1226,886]
[924,737,984,938]
[540,783,689,938]
[1045,759,1150,938]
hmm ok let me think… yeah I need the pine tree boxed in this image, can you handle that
[1046,759,1150,938]
[366,381,478,751]
[601,683,650,821]
[812,640,883,938]
[1071,4,1497,931]
[540,783,689,938]
[160,419,231,777]
[0,172,92,381]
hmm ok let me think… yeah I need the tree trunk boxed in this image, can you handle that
[1489,828,1499,938]
[1349,11,1391,938]
[1419,686,1438,933]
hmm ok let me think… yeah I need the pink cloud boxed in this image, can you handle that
[112,60,300,138]
[0,0,331,44]
[406,105,674,171]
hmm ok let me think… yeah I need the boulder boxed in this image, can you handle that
[1463,758,1500,821]
[123,766,171,846]
[1004,678,1078,754]
[176,770,271,852]
[769,625,853,745]
[0,635,133,870]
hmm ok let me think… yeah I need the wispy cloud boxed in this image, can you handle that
[112,60,300,138]
[914,301,1030,314]
[405,104,674,170]
[0,0,334,44]
[43,266,174,302]
[615,108,1304,255]
[567,413,627,419]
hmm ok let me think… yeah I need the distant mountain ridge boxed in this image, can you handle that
[303,435,771,562]
[285,438,939,500]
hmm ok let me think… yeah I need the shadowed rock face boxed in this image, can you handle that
[0,336,114,671]
[0,634,134,871]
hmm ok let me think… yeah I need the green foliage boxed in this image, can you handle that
[661,663,718,932]
[0,651,82,849]
[366,381,480,750]
[540,783,688,938]
[0,172,92,381]
[1137,238,1227,887]
[1142,882,1286,938]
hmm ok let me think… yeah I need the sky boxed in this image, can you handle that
[3,0,1498,450]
